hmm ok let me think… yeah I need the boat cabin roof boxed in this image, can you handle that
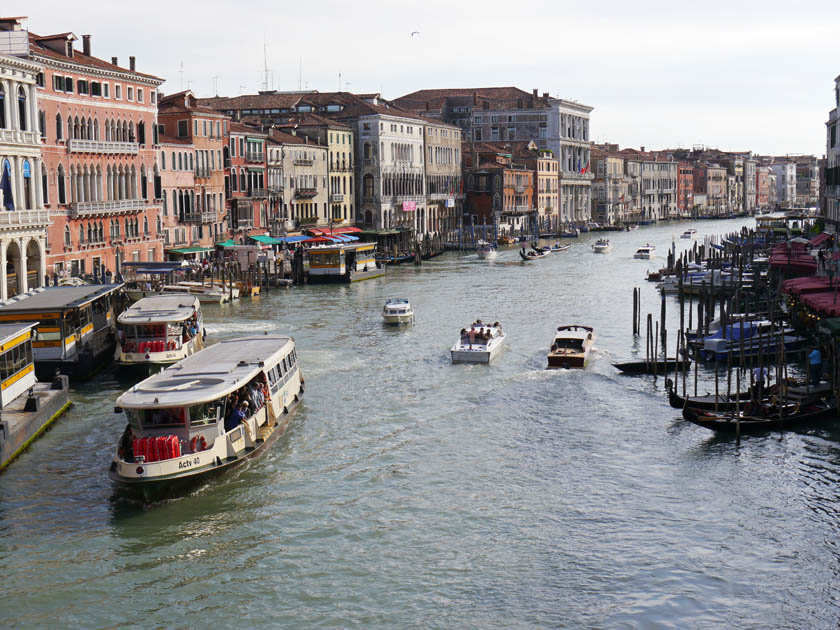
[0,284,123,314]
[385,298,410,305]
[118,294,200,325]
[117,336,294,408]
[0,322,36,345]
[306,242,376,253]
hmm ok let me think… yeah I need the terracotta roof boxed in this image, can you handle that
[159,91,228,117]
[159,135,194,146]
[28,31,163,82]
[266,129,307,145]
[288,112,352,130]
[394,87,550,114]
[229,121,266,136]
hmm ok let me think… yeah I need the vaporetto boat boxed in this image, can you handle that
[117,294,204,367]
[109,335,303,502]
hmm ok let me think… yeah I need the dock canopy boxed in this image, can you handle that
[247,235,287,245]
[122,261,184,275]
[306,227,362,236]
[0,284,123,312]
[810,232,833,248]
[167,246,214,255]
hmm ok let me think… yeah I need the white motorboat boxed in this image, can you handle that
[547,325,595,369]
[451,321,505,364]
[162,281,239,304]
[383,298,414,325]
[476,240,498,260]
[109,335,303,502]
[681,229,697,239]
[634,244,656,259]
[117,294,204,367]
[592,238,612,253]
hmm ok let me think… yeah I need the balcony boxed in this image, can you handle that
[235,218,253,229]
[361,195,377,204]
[331,163,352,172]
[268,184,284,195]
[294,158,314,166]
[0,209,50,228]
[248,188,268,198]
[246,152,265,163]
[329,193,344,203]
[514,185,526,194]
[181,213,202,224]
[362,158,376,166]
[195,166,211,178]
[70,199,145,218]
[505,205,532,215]
[68,139,139,155]
[295,187,317,199]
[0,129,40,146]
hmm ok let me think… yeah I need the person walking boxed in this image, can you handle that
[809,346,823,386]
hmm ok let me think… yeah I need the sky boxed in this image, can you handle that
[11,0,840,156]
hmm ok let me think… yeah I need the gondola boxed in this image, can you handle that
[612,358,689,374]
[682,401,837,433]
[376,252,415,265]
[519,246,549,261]
[667,382,753,410]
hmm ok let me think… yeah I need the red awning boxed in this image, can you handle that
[810,232,833,247]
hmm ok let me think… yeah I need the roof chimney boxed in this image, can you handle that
[532,89,538,97]
[641,146,645,152]
[111,56,118,66]
[129,56,136,71]
[82,34,90,56]
[542,92,549,98]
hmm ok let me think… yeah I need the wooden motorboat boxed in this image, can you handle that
[476,240,498,260]
[682,401,837,433]
[547,325,594,369]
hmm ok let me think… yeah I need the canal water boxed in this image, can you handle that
[3,218,840,629]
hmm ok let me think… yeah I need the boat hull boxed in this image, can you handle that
[110,388,303,503]
[547,353,587,369]
[682,403,837,433]
[383,313,414,325]
[451,338,504,364]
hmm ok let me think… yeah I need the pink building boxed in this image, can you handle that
[28,26,164,277]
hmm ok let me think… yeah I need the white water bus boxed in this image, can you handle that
[109,335,303,502]
[117,294,204,367]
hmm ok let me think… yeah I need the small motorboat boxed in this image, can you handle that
[633,244,656,259]
[681,229,698,239]
[560,228,580,238]
[382,298,414,325]
[592,238,611,253]
[476,240,498,260]
[626,223,639,231]
[550,243,571,252]
[497,235,515,245]
[519,245,550,261]
[547,325,595,369]
[451,321,505,364]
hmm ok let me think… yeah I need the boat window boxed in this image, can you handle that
[279,358,287,376]
[34,326,61,342]
[79,307,92,328]
[188,401,221,427]
[0,339,32,382]
[127,406,187,429]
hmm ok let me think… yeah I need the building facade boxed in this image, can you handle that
[267,129,328,230]
[226,122,268,238]
[29,27,164,276]
[0,47,50,297]
[827,74,840,231]
[770,161,797,209]
[422,119,462,234]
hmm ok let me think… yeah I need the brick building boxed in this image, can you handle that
[27,26,164,276]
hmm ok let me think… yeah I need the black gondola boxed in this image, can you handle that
[682,401,837,433]
[667,382,753,410]
[612,358,689,374]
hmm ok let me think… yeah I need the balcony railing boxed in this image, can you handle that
[248,188,268,198]
[329,193,344,203]
[195,166,211,178]
[68,139,139,155]
[70,198,145,217]
[268,185,284,195]
[235,218,253,229]
[0,209,50,227]
[331,164,352,172]
[246,152,265,163]
[0,129,40,146]
[294,158,314,166]
[295,187,317,199]
[361,195,376,204]
[514,185,526,194]
[181,213,203,224]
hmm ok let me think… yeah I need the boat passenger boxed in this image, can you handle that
[118,425,135,463]
[225,401,247,432]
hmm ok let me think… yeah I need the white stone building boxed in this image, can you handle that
[546,99,594,224]
[0,52,50,299]
[770,161,796,209]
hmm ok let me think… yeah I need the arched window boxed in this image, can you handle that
[140,166,148,200]
[178,153,183,171]
[55,113,62,140]
[144,216,149,235]
[239,169,246,191]
[17,87,27,131]
[64,225,71,247]
[156,215,161,234]
[57,164,66,204]
[231,168,238,191]
[0,85,5,129]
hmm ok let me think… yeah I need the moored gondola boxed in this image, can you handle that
[612,358,689,374]
[682,401,837,433]
[667,381,753,410]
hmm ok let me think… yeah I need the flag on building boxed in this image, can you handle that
[1,161,14,211]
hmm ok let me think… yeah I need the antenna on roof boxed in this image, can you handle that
[262,38,271,91]
[178,61,184,91]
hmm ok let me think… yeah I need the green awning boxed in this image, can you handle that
[215,239,237,247]
[249,235,286,245]
[818,318,840,337]
[167,246,214,255]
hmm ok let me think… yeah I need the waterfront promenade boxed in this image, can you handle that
[1,217,839,629]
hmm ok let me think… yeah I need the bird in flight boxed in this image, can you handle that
[410,31,421,37]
